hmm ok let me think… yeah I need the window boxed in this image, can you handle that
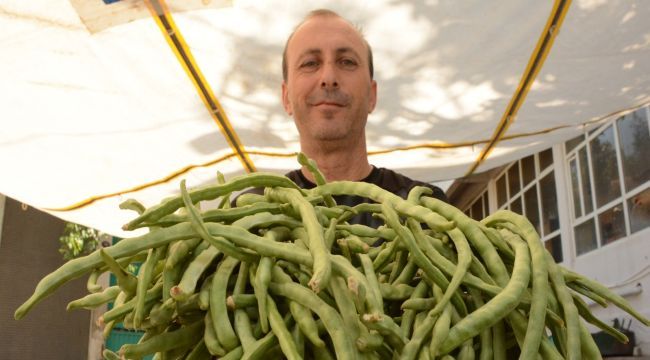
[494,148,563,262]
[466,191,490,221]
[564,106,650,255]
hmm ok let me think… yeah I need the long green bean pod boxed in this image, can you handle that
[121,320,204,358]
[210,256,241,351]
[266,187,331,293]
[381,202,467,316]
[438,230,531,355]
[67,285,121,311]
[124,173,301,229]
[270,267,357,360]
[310,182,454,232]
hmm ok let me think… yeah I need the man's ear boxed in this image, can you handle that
[282,81,293,115]
[368,80,377,113]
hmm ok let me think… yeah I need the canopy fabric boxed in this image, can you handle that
[1,0,649,237]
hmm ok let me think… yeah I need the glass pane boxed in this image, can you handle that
[569,159,582,218]
[522,155,536,186]
[471,199,483,221]
[628,187,650,234]
[524,185,541,234]
[545,235,563,263]
[541,172,560,235]
[579,147,594,214]
[539,148,554,170]
[617,109,650,192]
[575,219,597,256]
[510,196,523,215]
[483,192,490,217]
[598,203,626,246]
[497,175,507,208]
[508,163,521,197]
[590,126,621,207]
[565,134,584,154]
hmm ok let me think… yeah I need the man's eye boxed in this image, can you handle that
[300,60,318,68]
[340,58,358,68]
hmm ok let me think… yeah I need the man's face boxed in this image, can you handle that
[282,16,377,144]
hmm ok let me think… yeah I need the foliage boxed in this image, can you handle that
[58,222,103,261]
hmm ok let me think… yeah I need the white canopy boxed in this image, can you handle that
[1,0,649,237]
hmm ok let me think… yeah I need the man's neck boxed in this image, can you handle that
[299,140,372,183]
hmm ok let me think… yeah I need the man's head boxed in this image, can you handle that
[281,9,377,147]
[282,10,374,82]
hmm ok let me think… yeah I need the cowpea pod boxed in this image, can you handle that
[298,152,337,208]
[269,268,357,360]
[274,265,325,348]
[387,250,408,284]
[401,297,442,360]
[204,310,227,356]
[409,221,503,297]
[99,249,137,296]
[401,297,436,311]
[566,281,608,307]
[438,230,531,355]
[146,202,290,229]
[379,283,414,300]
[227,294,258,310]
[359,253,384,313]
[180,180,259,264]
[336,224,396,241]
[545,251,581,360]
[338,236,370,254]
[171,246,221,302]
[267,295,302,360]
[336,203,382,224]
[102,282,162,324]
[467,287,492,360]
[484,214,550,359]
[310,182,454,232]
[124,172,302,230]
[102,349,120,360]
[241,331,278,360]
[266,187,331,294]
[165,238,201,271]
[429,299,453,358]
[210,255,241,351]
[579,321,604,360]
[391,258,417,286]
[571,293,628,343]
[67,285,120,311]
[561,267,650,326]
[121,320,204,358]
[148,298,175,327]
[328,275,363,350]
[102,291,127,339]
[381,202,467,317]
[133,244,166,329]
[86,269,103,294]
[14,222,200,319]
[361,312,406,354]
[421,196,510,289]
[231,212,303,231]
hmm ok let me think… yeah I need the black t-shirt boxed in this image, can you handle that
[284,166,447,228]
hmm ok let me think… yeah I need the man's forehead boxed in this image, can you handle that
[298,47,360,57]
[287,16,366,55]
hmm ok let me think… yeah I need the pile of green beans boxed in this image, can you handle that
[14,159,650,360]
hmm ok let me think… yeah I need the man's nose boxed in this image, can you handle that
[320,62,339,89]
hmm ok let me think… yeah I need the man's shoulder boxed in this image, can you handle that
[372,167,448,202]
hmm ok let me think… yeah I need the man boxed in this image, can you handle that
[279,9,446,227]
